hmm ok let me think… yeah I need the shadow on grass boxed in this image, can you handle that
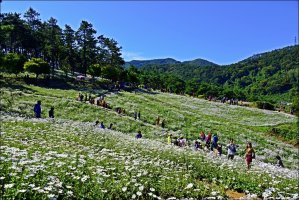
[131,88,159,95]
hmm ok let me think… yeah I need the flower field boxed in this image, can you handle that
[1,81,298,199]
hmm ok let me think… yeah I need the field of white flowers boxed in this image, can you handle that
[1,81,298,199]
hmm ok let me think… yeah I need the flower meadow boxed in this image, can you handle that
[0,82,298,199]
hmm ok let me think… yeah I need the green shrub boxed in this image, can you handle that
[255,101,275,110]
[24,58,50,78]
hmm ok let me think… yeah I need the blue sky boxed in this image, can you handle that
[1,1,298,65]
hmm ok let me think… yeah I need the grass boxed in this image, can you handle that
[0,74,298,199]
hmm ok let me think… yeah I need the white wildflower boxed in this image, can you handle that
[4,183,14,189]
[67,191,73,196]
[47,194,55,198]
[211,191,217,196]
[166,197,176,200]
[185,183,193,189]
[139,185,144,191]
[122,187,127,192]
[137,191,142,196]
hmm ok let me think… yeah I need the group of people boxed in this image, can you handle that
[34,100,54,118]
[77,93,145,120]
[166,131,284,170]
[134,111,141,120]
[95,121,113,130]
[221,97,239,105]
[206,95,242,105]
[77,93,111,109]
[33,99,284,170]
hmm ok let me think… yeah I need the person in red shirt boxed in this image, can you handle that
[205,132,212,149]
[200,131,205,141]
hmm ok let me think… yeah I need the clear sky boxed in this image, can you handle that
[1,1,298,64]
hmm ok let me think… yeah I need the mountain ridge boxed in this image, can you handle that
[125,58,218,68]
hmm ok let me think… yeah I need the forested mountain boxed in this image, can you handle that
[125,58,180,68]
[138,46,298,102]
[125,58,217,69]
[182,58,218,67]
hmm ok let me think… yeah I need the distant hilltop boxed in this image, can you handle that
[125,58,218,68]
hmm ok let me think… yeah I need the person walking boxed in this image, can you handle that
[211,133,218,151]
[227,139,237,160]
[134,111,137,120]
[49,107,54,118]
[136,131,142,139]
[244,142,255,170]
[161,119,165,129]
[34,100,42,118]
[276,155,284,168]
[167,133,172,145]
[100,122,105,129]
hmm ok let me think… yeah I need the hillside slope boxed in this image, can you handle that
[1,77,298,199]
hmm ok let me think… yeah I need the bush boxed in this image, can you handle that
[255,101,275,110]
[24,58,50,78]
[3,53,27,76]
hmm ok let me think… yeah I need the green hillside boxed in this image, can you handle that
[125,58,217,69]
[125,58,181,68]
[140,46,299,103]
[1,75,298,199]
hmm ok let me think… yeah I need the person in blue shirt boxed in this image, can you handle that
[100,122,105,129]
[211,134,218,151]
[34,100,42,118]
[136,131,142,139]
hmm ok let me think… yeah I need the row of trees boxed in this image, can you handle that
[0,48,243,99]
[0,8,124,77]
[126,66,248,99]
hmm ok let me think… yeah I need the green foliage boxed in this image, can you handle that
[101,65,119,81]
[0,53,3,70]
[255,101,275,110]
[3,53,27,75]
[268,123,298,144]
[185,79,199,96]
[76,21,97,74]
[87,63,101,78]
[24,58,50,78]
[60,59,72,77]
[291,92,299,117]
[126,65,139,83]
[1,8,124,78]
